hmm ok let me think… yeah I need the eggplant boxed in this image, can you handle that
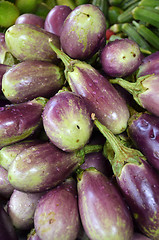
[5,24,60,62]
[77,167,134,240]
[42,91,93,152]
[100,38,142,77]
[132,232,152,240]
[93,116,159,239]
[60,4,106,60]
[137,51,159,78]
[34,177,80,240]
[0,33,16,66]
[0,97,47,148]
[15,13,45,28]
[110,74,159,117]
[0,139,42,170]
[27,228,41,240]
[7,140,101,192]
[0,64,10,91]
[44,5,72,36]
[0,204,18,240]
[7,189,43,230]
[49,41,130,134]
[127,111,159,171]
[2,60,64,103]
[0,165,14,199]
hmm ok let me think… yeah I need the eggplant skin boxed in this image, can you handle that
[60,4,106,60]
[77,168,134,240]
[128,112,159,171]
[117,159,159,239]
[34,178,80,240]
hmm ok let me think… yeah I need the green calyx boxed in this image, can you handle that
[92,116,145,177]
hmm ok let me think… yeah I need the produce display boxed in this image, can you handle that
[1,0,159,240]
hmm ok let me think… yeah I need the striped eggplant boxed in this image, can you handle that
[34,178,80,240]
[49,41,130,134]
[93,116,159,239]
[0,97,47,148]
[2,60,64,103]
[128,111,159,171]
[42,91,93,152]
[77,167,134,240]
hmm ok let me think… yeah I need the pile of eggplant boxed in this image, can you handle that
[1,1,159,240]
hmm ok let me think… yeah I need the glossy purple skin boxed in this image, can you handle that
[77,168,134,240]
[43,91,93,152]
[34,178,80,240]
[44,5,72,37]
[137,51,159,78]
[2,60,64,103]
[0,98,44,148]
[138,74,159,117]
[132,233,152,240]
[7,189,43,230]
[8,141,84,192]
[100,38,142,77]
[15,13,45,28]
[0,166,14,199]
[117,159,159,239]
[60,4,106,60]
[0,205,18,240]
[67,61,130,134]
[128,112,159,171]
[80,152,113,177]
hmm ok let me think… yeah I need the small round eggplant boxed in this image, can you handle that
[7,189,43,230]
[0,166,14,199]
[49,42,130,134]
[110,74,159,117]
[100,38,142,77]
[0,204,18,240]
[0,97,47,148]
[7,141,85,192]
[60,4,106,60]
[15,13,45,28]
[77,168,134,240]
[2,60,64,103]
[137,51,159,78]
[5,24,60,62]
[42,91,93,152]
[34,178,80,240]
[128,111,159,171]
[0,139,42,170]
[44,5,72,36]
[93,117,159,240]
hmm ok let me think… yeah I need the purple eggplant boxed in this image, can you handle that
[0,205,18,240]
[93,116,159,239]
[44,5,72,36]
[127,111,159,171]
[0,166,14,199]
[60,4,106,60]
[0,139,42,170]
[5,24,60,62]
[34,177,80,240]
[77,167,134,240]
[42,91,93,152]
[0,33,16,66]
[15,13,45,28]
[49,41,130,134]
[7,189,43,230]
[137,51,159,78]
[0,64,10,91]
[7,140,101,192]
[0,97,47,148]
[2,60,64,103]
[100,38,142,77]
[110,74,159,117]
